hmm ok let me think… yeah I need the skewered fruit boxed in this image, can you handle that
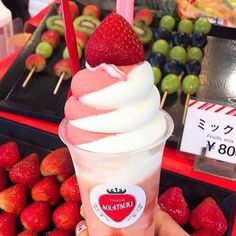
[46,15,64,36]
[35,42,53,59]
[25,54,46,72]
[184,59,201,76]
[192,32,208,49]
[54,59,72,80]
[172,32,191,49]
[178,19,193,34]
[182,75,200,95]
[193,18,212,34]
[161,74,180,94]
[148,52,166,68]
[187,47,203,61]
[133,21,153,45]
[159,15,175,31]
[41,30,60,49]
[57,1,79,20]
[163,59,182,75]
[153,27,172,42]
[152,67,162,85]
[152,39,170,56]
[82,4,101,19]
[169,46,186,64]
[63,45,82,59]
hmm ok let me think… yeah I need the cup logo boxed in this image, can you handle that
[90,184,146,228]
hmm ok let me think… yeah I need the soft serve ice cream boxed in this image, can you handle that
[64,12,166,153]
[60,12,173,236]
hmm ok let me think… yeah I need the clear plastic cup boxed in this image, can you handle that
[59,110,174,236]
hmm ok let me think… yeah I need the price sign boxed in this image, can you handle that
[180,99,236,165]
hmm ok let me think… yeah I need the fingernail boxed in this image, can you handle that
[76,224,87,234]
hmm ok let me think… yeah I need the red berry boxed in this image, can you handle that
[9,153,41,188]
[85,12,144,67]
[31,176,60,205]
[40,147,74,182]
[60,174,81,202]
[0,212,16,236]
[41,30,60,48]
[20,201,51,232]
[190,197,228,236]
[0,184,27,215]
[0,141,20,169]
[52,201,82,231]
[25,54,46,72]
[158,186,190,225]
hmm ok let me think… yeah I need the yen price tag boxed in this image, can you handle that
[180,99,236,165]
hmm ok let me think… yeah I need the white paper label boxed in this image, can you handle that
[180,99,236,165]
[90,183,146,228]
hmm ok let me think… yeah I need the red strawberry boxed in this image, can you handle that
[20,201,51,232]
[0,184,27,215]
[134,8,154,26]
[85,12,144,67]
[9,153,41,188]
[190,197,227,236]
[0,141,20,169]
[0,212,16,236]
[60,174,81,202]
[17,229,37,236]
[31,176,60,205]
[41,30,60,48]
[0,167,7,191]
[47,228,72,236]
[40,147,74,182]
[52,201,82,230]
[82,4,101,19]
[191,229,216,236]
[158,186,190,225]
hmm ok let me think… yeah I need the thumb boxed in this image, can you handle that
[75,220,89,236]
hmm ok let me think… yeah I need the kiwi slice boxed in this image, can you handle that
[133,21,153,45]
[46,15,64,36]
[73,15,100,36]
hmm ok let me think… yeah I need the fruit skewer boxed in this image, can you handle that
[53,59,72,95]
[22,30,60,88]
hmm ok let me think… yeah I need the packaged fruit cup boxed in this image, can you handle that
[59,111,173,236]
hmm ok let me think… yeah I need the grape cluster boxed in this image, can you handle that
[149,16,211,97]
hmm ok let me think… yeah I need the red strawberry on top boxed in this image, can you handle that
[0,167,7,191]
[0,141,20,169]
[40,147,74,182]
[31,176,60,205]
[190,197,228,236]
[9,153,41,188]
[158,186,190,226]
[85,12,144,67]
[191,229,216,236]
[47,228,72,236]
[0,184,27,215]
[0,212,16,236]
[52,201,82,231]
[60,174,81,202]
[20,201,51,232]
[17,229,37,236]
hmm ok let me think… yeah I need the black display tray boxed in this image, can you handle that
[1,2,236,146]
[0,118,235,235]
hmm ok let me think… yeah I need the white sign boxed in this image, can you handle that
[180,99,236,165]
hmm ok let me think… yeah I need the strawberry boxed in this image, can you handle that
[158,186,190,226]
[17,229,37,236]
[31,176,60,205]
[190,197,227,236]
[82,4,101,19]
[191,229,216,236]
[0,184,27,215]
[52,201,82,231]
[0,212,16,236]
[0,141,20,169]
[47,228,72,236]
[20,201,51,232]
[85,12,144,67]
[60,174,81,202]
[0,167,7,191]
[134,8,154,26]
[9,153,41,188]
[40,147,74,182]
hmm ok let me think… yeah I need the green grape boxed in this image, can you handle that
[187,47,203,61]
[182,75,200,95]
[152,66,162,85]
[159,15,175,31]
[193,18,212,34]
[152,39,170,56]
[178,19,193,34]
[36,41,53,59]
[161,74,180,94]
[169,46,186,64]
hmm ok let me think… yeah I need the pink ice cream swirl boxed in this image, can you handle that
[64,61,166,153]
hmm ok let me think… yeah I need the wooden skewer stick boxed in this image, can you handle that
[160,91,168,109]
[53,72,66,95]
[182,93,190,124]
[22,66,36,88]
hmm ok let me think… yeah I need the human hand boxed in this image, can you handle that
[75,206,190,236]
